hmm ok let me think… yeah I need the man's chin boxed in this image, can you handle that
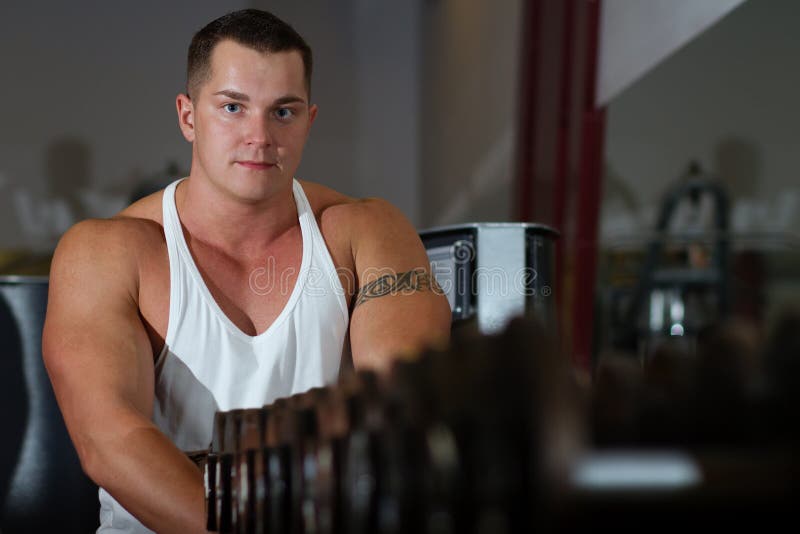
[224,174,292,202]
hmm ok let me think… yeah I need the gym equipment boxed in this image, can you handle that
[420,223,559,334]
[0,276,98,533]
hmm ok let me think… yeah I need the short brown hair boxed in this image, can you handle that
[186,9,313,98]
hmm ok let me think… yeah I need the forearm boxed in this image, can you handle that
[351,294,452,374]
[85,418,207,534]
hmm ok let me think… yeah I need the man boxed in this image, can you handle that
[42,9,451,533]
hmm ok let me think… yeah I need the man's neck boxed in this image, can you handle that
[175,175,299,257]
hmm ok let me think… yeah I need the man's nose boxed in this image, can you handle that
[245,116,272,146]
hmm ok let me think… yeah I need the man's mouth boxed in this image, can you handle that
[236,161,276,170]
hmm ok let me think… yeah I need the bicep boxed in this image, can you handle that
[42,223,155,459]
[44,289,155,417]
[348,201,451,371]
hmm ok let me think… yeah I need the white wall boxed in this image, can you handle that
[352,0,421,224]
[419,0,522,228]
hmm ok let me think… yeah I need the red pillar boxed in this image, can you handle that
[516,0,606,371]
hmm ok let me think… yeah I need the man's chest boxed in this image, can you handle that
[137,224,355,357]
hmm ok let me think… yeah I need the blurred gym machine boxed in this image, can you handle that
[419,223,559,334]
[608,163,731,360]
[0,276,98,533]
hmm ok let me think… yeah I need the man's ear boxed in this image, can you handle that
[308,103,318,128]
[176,94,195,142]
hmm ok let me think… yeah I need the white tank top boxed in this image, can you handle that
[97,178,349,533]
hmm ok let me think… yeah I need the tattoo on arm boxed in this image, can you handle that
[353,268,442,309]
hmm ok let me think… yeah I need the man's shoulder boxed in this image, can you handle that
[297,179,356,214]
[297,181,418,278]
[61,215,164,247]
[298,179,403,227]
[117,186,166,224]
[52,206,166,281]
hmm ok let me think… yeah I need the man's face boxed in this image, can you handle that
[177,40,317,203]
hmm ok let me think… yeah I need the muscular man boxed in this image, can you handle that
[42,9,450,533]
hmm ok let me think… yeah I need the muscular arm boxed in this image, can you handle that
[348,199,452,373]
[42,220,207,533]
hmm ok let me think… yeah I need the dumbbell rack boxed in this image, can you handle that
[201,315,800,533]
[202,317,580,534]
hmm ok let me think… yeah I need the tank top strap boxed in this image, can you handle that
[159,178,187,354]
[292,178,313,221]
[291,178,350,323]
[161,179,185,251]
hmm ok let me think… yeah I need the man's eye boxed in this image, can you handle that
[275,108,294,120]
[223,103,241,113]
